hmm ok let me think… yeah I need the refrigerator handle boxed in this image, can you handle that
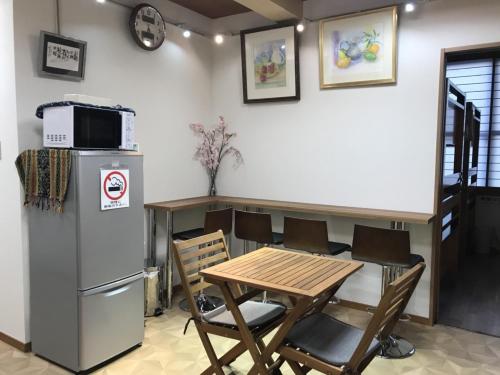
[79,273,143,297]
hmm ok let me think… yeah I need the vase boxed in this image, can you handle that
[208,176,217,196]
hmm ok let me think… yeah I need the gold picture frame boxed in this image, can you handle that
[319,6,398,89]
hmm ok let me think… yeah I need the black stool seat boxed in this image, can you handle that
[173,207,233,242]
[408,254,424,268]
[328,242,351,256]
[286,313,380,367]
[173,227,205,241]
[272,232,284,245]
[353,253,424,268]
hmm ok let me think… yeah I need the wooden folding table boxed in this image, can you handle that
[200,247,363,374]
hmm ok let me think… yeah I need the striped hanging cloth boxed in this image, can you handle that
[15,149,72,213]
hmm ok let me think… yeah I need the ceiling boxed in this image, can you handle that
[166,0,251,19]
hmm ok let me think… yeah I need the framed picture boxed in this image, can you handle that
[240,24,300,103]
[319,6,398,89]
[39,31,87,81]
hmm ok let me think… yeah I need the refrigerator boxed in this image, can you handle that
[29,150,144,372]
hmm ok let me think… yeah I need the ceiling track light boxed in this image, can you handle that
[404,2,416,12]
[214,34,224,45]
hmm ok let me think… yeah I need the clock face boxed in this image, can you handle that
[129,4,165,51]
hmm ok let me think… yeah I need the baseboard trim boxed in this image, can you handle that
[0,331,31,352]
[338,299,433,326]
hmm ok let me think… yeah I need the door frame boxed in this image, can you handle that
[430,41,500,324]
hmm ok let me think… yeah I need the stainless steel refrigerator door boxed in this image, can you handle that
[78,273,144,370]
[75,151,144,290]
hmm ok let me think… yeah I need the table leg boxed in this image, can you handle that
[219,282,269,374]
[165,211,174,309]
[248,295,313,375]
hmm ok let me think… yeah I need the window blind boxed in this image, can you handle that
[488,60,500,187]
[446,59,494,187]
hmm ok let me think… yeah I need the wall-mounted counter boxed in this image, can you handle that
[145,195,435,313]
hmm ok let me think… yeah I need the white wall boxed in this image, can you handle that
[14,0,214,202]
[0,0,29,343]
[212,0,500,214]
[209,0,500,318]
[12,0,215,343]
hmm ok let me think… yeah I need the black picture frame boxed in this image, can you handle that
[39,31,87,81]
[240,24,300,104]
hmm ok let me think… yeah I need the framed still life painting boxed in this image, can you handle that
[319,6,398,89]
[241,24,300,103]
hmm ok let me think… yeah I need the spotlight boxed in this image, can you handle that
[296,22,305,32]
[96,0,106,3]
[183,30,191,38]
[214,34,224,44]
[404,3,415,12]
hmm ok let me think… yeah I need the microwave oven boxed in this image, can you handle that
[42,105,135,150]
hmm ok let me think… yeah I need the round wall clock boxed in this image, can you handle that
[129,3,166,51]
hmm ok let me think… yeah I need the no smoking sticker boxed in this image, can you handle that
[100,169,130,210]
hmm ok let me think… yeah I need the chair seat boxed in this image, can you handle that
[328,241,351,256]
[173,227,205,241]
[202,300,286,330]
[353,253,424,268]
[409,254,424,267]
[272,232,284,245]
[286,313,380,367]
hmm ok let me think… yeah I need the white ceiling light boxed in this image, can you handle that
[404,3,416,12]
[214,34,224,44]
[296,22,305,32]
[96,0,106,3]
[183,30,191,38]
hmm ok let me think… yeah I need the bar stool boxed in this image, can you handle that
[283,216,351,303]
[234,210,283,252]
[173,207,233,312]
[234,209,283,301]
[283,216,351,256]
[351,224,424,359]
[173,207,233,241]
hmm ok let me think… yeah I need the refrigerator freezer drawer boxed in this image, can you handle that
[78,274,144,371]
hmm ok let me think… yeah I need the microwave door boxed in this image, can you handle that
[73,107,122,149]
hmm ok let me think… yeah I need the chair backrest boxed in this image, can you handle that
[351,224,411,266]
[283,216,329,254]
[204,207,233,235]
[173,230,231,318]
[348,262,426,372]
[234,210,273,244]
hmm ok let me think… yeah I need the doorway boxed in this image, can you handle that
[434,45,500,336]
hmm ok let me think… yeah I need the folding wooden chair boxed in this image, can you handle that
[278,262,425,375]
[173,230,287,375]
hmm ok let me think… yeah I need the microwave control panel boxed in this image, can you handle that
[120,111,135,150]
[43,106,73,148]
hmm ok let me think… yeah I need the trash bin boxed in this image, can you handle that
[144,264,163,317]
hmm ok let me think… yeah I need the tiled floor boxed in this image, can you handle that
[2,293,500,375]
